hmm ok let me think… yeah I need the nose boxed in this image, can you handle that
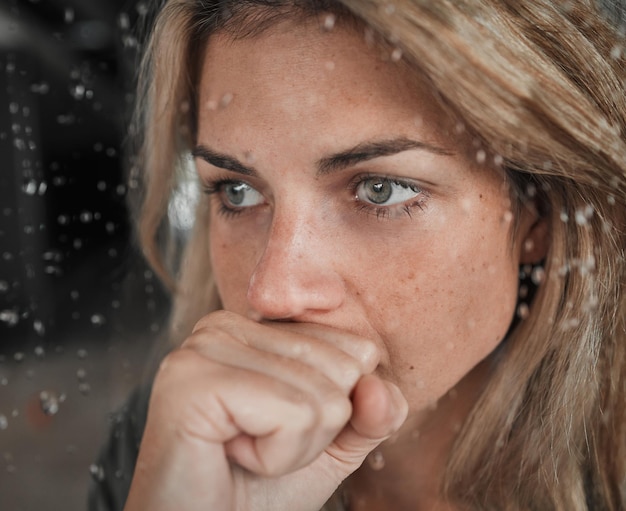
[246,210,346,321]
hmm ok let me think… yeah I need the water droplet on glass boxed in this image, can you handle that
[0,415,8,430]
[475,149,486,164]
[610,44,622,60]
[0,310,19,326]
[530,266,545,285]
[322,13,336,30]
[64,7,74,24]
[367,451,385,470]
[9,102,19,115]
[118,13,130,30]
[34,345,45,358]
[33,320,45,336]
[79,211,93,223]
[90,314,106,326]
[0,281,8,293]
[89,463,105,481]
[77,368,87,380]
[517,303,530,319]
[77,348,88,359]
[78,382,91,395]
[70,84,86,100]
[39,390,61,416]
[22,179,37,195]
[575,205,594,225]
[390,47,403,62]
[136,2,148,16]
[219,93,233,108]
[560,210,569,223]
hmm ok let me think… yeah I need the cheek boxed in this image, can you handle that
[362,224,520,404]
[209,222,259,312]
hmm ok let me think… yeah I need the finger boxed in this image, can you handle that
[151,349,353,477]
[263,320,381,373]
[189,311,377,393]
[322,375,408,475]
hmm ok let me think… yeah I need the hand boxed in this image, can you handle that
[124,310,408,511]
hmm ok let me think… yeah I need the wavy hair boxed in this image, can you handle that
[130,1,626,509]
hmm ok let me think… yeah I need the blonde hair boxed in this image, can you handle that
[131,1,626,509]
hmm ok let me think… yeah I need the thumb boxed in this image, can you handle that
[323,374,408,477]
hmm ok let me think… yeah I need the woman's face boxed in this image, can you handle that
[194,21,544,415]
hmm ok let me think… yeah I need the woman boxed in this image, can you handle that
[90,0,626,509]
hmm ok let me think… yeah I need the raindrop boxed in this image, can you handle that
[390,47,403,62]
[575,205,594,225]
[607,194,616,206]
[118,13,130,30]
[0,310,19,326]
[89,463,105,482]
[34,345,45,358]
[97,181,107,191]
[79,211,93,223]
[559,210,569,223]
[105,222,115,234]
[611,44,622,60]
[219,93,233,108]
[73,239,82,250]
[57,114,76,125]
[475,149,486,164]
[70,290,80,301]
[323,13,336,30]
[77,368,87,380]
[0,281,8,293]
[136,2,149,16]
[30,82,50,94]
[38,182,47,195]
[530,266,545,285]
[90,314,106,326]
[13,138,26,151]
[64,7,75,24]
[77,348,88,359]
[517,303,530,319]
[57,214,70,225]
[9,102,19,115]
[70,84,86,100]
[39,390,61,416]
[0,415,7,430]
[367,451,385,470]
[78,382,91,395]
[33,320,45,336]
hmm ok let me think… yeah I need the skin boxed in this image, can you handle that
[125,19,548,511]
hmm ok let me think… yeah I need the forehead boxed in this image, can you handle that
[197,21,457,145]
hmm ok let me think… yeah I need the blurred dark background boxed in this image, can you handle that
[0,1,169,509]
[0,0,146,344]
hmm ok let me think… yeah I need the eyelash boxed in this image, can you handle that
[202,178,251,219]
[202,175,429,219]
[349,174,428,219]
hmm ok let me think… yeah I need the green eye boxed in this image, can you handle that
[222,182,263,208]
[356,177,422,206]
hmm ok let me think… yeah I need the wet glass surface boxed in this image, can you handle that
[0,1,168,508]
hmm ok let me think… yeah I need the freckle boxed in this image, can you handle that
[409,365,415,370]
[479,194,483,199]
[407,272,415,280]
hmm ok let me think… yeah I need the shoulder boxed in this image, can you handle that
[87,384,152,511]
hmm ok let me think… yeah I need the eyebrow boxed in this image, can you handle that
[192,137,453,177]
